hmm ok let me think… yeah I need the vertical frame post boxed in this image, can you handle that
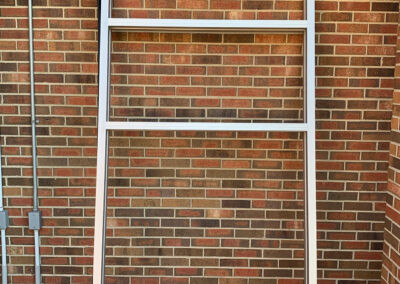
[305,0,317,282]
[93,0,110,283]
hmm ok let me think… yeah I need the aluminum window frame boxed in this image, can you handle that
[93,1,316,283]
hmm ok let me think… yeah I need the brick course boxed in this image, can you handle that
[0,0,399,283]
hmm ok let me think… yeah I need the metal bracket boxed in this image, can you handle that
[0,210,9,230]
[28,211,42,230]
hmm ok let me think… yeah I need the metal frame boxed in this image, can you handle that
[93,0,316,282]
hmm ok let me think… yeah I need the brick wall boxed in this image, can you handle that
[110,31,304,123]
[106,130,304,283]
[0,0,399,283]
[0,1,98,283]
[381,6,400,284]
[111,0,303,19]
[316,0,398,282]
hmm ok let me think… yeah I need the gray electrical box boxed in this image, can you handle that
[28,211,42,230]
[0,210,9,230]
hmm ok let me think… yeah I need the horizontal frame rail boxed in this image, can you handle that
[105,121,309,132]
[108,18,308,31]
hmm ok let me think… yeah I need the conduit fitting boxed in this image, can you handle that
[28,211,41,230]
[0,211,9,230]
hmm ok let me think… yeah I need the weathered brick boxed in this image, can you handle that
[1,0,398,283]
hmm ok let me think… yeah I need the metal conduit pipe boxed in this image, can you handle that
[28,1,42,283]
[28,0,39,214]
[1,229,7,284]
[0,145,9,284]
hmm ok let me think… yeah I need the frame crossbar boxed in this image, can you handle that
[105,122,309,132]
[108,18,308,31]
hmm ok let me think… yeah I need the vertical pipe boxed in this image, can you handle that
[1,230,6,284]
[28,0,38,212]
[0,145,8,284]
[28,1,41,284]
[34,230,40,284]
[0,146,3,211]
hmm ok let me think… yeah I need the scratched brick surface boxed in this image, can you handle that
[105,130,304,283]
